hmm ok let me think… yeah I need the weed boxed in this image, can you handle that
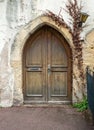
[73,97,88,112]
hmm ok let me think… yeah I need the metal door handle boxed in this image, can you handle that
[48,65,51,72]
[48,68,51,71]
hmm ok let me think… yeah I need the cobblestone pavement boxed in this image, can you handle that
[0,105,94,130]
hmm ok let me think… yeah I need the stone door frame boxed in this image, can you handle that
[10,16,73,105]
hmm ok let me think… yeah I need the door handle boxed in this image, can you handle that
[48,68,51,71]
[48,64,51,72]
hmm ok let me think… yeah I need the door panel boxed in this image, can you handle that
[51,72,67,96]
[23,26,72,103]
[48,70,68,102]
[26,71,43,96]
[26,36,42,67]
[51,35,67,66]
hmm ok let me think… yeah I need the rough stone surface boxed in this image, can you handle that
[83,29,94,68]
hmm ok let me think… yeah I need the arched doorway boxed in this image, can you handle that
[23,25,72,104]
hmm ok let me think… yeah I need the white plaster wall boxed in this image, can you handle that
[0,0,7,53]
[37,0,94,37]
[0,0,94,107]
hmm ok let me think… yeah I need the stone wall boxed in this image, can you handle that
[0,0,94,107]
[83,29,94,68]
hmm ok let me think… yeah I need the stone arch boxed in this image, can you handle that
[10,16,73,105]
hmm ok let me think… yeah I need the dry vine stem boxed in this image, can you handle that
[66,0,86,97]
[44,10,71,30]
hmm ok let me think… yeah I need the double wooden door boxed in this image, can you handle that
[23,26,71,103]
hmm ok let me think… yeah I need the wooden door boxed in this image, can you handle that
[23,26,72,104]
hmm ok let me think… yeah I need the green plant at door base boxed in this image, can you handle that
[73,97,88,112]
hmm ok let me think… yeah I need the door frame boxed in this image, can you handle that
[10,15,73,106]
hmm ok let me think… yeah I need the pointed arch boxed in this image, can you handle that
[10,15,73,105]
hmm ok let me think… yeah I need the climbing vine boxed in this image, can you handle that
[65,0,83,70]
[44,9,70,29]
[65,0,86,97]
